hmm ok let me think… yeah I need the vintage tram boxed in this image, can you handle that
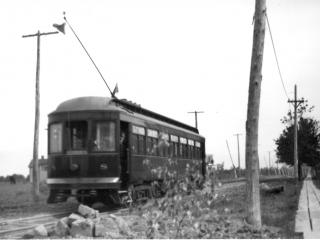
[47,96,205,204]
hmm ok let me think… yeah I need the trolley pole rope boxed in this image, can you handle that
[63,13,114,98]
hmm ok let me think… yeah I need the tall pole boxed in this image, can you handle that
[245,0,266,228]
[288,85,304,180]
[234,133,242,170]
[188,111,204,129]
[268,151,271,169]
[293,86,298,179]
[23,30,59,201]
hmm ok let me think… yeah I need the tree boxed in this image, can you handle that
[275,102,320,168]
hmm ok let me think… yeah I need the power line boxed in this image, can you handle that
[265,12,290,100]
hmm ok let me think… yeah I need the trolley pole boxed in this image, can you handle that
[22,30,59,201]
[288,85,304,180]
[245,0,266,228]
[188,111,204,129]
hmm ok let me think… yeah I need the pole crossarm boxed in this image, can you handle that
[288,99,304,106]
[22,31,59,38]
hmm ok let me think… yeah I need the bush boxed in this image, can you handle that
[139,158,218,238]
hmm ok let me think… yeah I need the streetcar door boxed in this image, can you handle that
[120,122,129,187]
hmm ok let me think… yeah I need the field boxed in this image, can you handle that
[0,179,302,238]
[0,182,78,220]
[214,180,302,238]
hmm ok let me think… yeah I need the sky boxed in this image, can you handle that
[0,0,320,176]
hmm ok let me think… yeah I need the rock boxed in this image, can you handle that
[260,183,284,194]
[70,219,94,238]
[265,186,284,194]
[68,213,85,226]
[94,223,108,237]
[78,204,100,219]
[92,201,105,209]
[224,208,231,214]
[22,230,35,239]
[33,224,48,237]
[109,214,132,236]
[100,216,120,234]
[260,183,270,190]
[55,217,70,237]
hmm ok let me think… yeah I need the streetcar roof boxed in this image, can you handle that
[50,96,201,136]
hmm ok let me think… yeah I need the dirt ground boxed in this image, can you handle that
[0,179,302,238]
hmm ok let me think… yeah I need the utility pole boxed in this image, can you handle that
[245,0,266,228]
[268,151,271,169]
[188,111,204,129]
[234,133,242,170]
[263,155,268,175]
[226,140,238,178]
[22,30,59,201]
[288,85,304,180]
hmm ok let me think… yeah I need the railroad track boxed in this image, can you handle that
[0,207,128,239]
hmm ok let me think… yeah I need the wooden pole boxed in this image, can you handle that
[188,111,204,129]
[288,85,304,180]
[234,133,242,170]
[293,85,298,179]
[22,30,59,202]
[245,0,266,228]
[32,31,41,201]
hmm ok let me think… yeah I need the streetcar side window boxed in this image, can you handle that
[188,139,194,159]
[49,123,63,153]
[147,129,159,156]
[132,125,145,154]
[180,137,188,159]
[93,122,116,152]
[195,141,201,159]
[66,121,88,150]
[159,132,169,157]
[170,134,179,157]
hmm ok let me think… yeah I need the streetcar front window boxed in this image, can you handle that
[94,122,116,151]
[49,123,62,153]
[66,121,88,150]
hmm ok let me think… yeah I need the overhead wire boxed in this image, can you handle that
[265,12,290,101]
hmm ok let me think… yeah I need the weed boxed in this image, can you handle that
[139,158,218,238]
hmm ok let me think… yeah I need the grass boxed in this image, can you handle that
[260,180,302,238]
[216,179,302,238]
[0,182,78,220]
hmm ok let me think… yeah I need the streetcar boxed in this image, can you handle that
[47,96,205,204]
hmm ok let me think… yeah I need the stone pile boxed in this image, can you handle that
[30,204,133,238]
